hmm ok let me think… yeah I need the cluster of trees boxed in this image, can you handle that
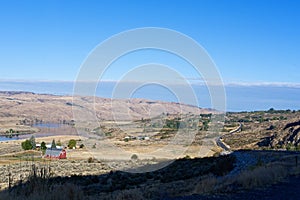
[21,137,84,151]
[267,108,297,114]
[5,128,18,134]
[21,137,58,151]
[163,119,182,129]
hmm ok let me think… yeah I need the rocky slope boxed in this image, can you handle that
[222,110,300,150]
[269,119,300,148]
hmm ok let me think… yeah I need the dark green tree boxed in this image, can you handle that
[56,139,62,146]
[51,139,56,149]
[41,141,47,150]
[131,154,138,160]
[41,141,47,155]
[21,140,33,150]
[68,139,77,149]
[268,108,275,113]
[29,135,36,149]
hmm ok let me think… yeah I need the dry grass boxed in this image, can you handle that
[104,189,145,200]
[194,174,218,194]
[233,162,289,189]
[0,182,85,200]
[1,152,300,199]
[0,163,85,200]
[192,154,300,196]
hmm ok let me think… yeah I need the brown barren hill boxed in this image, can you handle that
[0,91,213,126]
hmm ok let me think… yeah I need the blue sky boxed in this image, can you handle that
[0,0,299,84]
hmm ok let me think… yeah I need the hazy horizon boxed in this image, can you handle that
[1,80,299,112]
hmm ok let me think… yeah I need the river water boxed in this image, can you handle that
[0,123,77,142]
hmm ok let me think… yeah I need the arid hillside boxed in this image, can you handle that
[0,91,213,133]
[223,110,300,150]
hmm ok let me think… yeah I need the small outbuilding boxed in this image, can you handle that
[45,149,67,159]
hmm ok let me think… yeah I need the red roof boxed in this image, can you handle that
[45,149,66,159]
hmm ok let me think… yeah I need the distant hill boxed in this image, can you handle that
[0,91,213,123]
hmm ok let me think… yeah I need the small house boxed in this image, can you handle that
[137,135,150,140]
[45,149,66,159]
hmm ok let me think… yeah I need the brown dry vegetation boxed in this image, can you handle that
[1,151,300,199]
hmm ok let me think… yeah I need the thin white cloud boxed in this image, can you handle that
[225,81,300,88]
[1,79,300,88]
